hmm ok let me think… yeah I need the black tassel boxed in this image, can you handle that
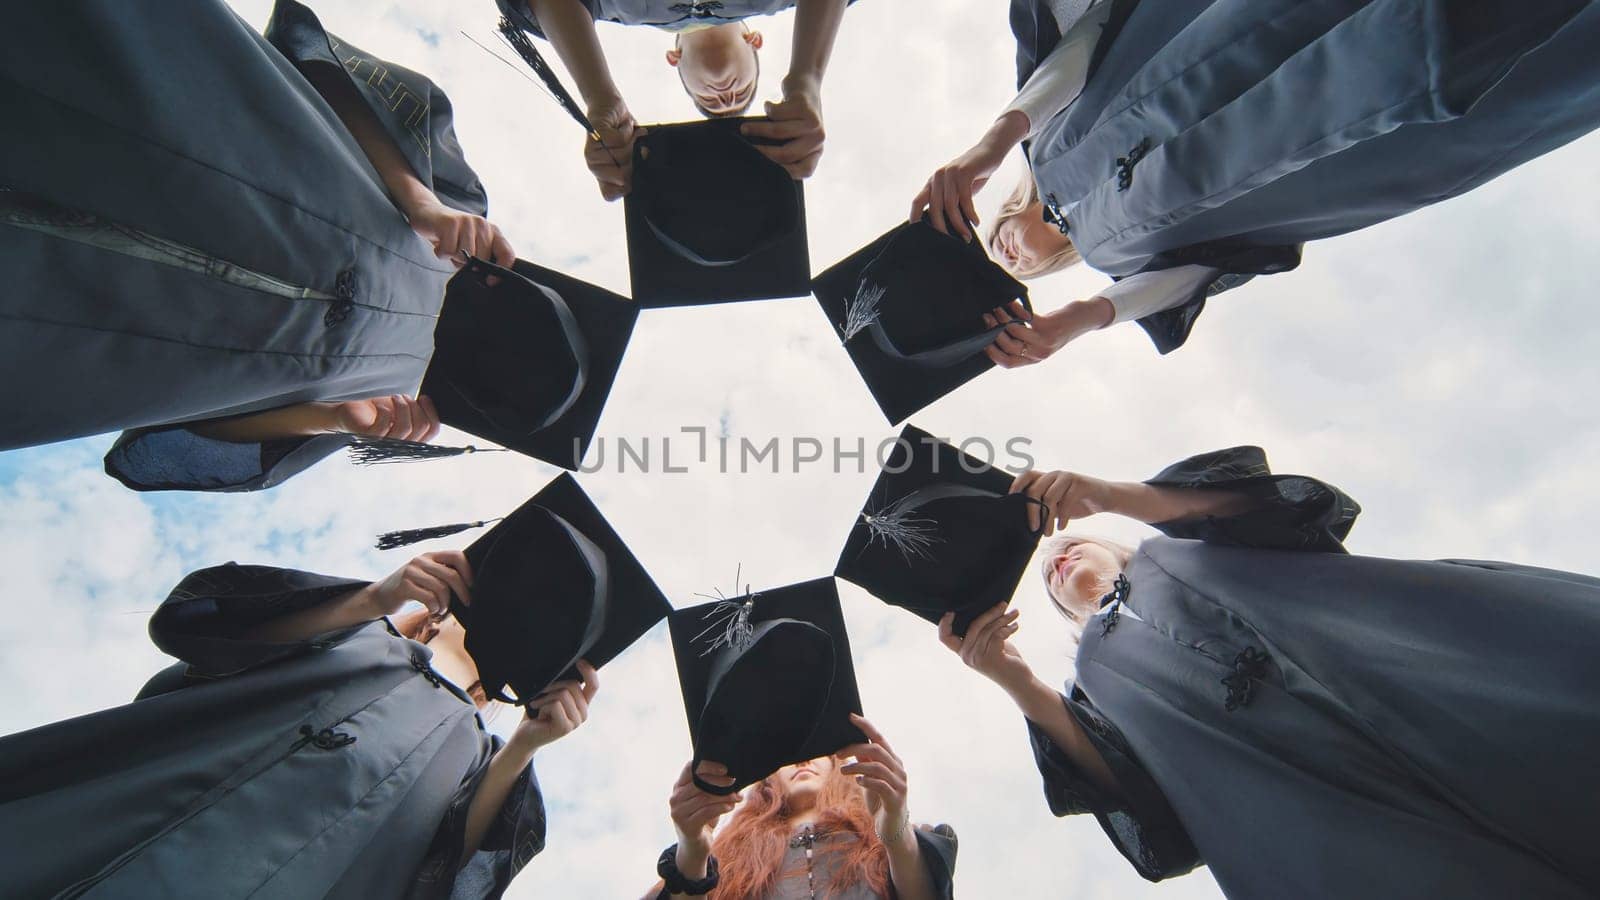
[345,436,505,466]
[493,21,605,139]
[375,518,499,551]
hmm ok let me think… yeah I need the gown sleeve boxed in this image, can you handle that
[1002,1,1115,138]
[910,823,960,900]
[148,563,371,676]
[410,736,548,900]
[1025,687,1201,881]
[104,428,351,493]
[265,0,490,216]
[1142,445,1361,553]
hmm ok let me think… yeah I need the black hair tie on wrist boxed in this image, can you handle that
[657,844,720,896]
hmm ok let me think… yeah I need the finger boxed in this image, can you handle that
[1010,468,1041,495]
[490,227,516,271]
[986,344,1033,369]
[783,149,823,180]
[752,134,823,166]
[404,571,450,617]
[847,713,895,755]
[695,760,730,778]
[910,183,931,223]
[993,329,1030,357]
[854,775,901,804]
[941,172,969,242]
[540,698,574,733]
[990,303,1022,325]
[928,175,949,235]
[390,397,415,442]
[371,396,395,437]
[553,687,581,728]
[1009,299,1035,322]
[740,118,812,141]
[565,681,590,724]
[959,182,981,234]
[434,549,473,591]
[417,557,469,607]
[415,395,442,443]
[937,611,961,652]
[964,601,1012,642]
[1005,321,1052,352]
[576,659,599,702]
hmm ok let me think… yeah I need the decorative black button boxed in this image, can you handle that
[324,268,357,326]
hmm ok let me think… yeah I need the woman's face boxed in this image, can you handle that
[774,756,835,810]
[993,201,1074,277]
[1045,541,1124,619]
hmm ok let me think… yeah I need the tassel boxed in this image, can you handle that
[375,518,500,551]
[840,280,886,343]
[346,436,505,466]
[690,564,758,656]
[860,494,943,562]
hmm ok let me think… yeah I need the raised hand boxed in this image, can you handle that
[1009,468,1114,535]
[515,660,600,751]
[362,550,473,619]
[329,394,441,443]
[837,714,913,846]
[407,200,515,270]
[742,79,825,179]
[669,760,742,874]
[910,110,1029,242]
[586,97,645,201]
[938,603,1034,693]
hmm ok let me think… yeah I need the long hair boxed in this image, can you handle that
[675,763,890,899]
[1037,534,1134,642]
[391,608,492,710]
[987,171,1082,279]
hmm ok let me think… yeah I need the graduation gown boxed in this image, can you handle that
[1026,447,1600,899]
[0,0,486,452]
[497,0,858,36]
[1022,0,1600,352]
[0,564,545,900]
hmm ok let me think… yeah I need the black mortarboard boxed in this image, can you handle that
[625,118,810,307]
[835,425,1047,636]
[352,257,636,470]
[378,473,670,705]
[668,577,865,794]
[812,221,1030,424]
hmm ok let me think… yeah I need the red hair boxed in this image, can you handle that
[391,609,491,710]
[704,762,889,899]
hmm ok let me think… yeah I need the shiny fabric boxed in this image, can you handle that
[0,564,545,899]
[1027,449,1600,898]
[0,0,482,451]
[1025,0,1600,352]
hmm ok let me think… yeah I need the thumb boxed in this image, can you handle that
[764,98,780,119]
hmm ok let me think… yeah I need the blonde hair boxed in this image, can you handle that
[1037,534,1134,638]
[988,173,1083,280]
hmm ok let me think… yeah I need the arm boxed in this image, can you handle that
[939,604,1120,795]
[246,551,469,644]
[184,396,440,445]
[741,0,848,179]
[1009,468,1253,536]
[305,67,513,264]
[838,715,941,900]
[460,663,599,863]
[658,761,742,898]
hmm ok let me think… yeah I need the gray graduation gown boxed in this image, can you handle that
[496,0,859,36]
[1026,447,1600,899]
[0,564,545,900]
[1027,0,1600,352]
[0,0,485,452]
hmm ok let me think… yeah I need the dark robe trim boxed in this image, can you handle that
[1142,446,1361,553]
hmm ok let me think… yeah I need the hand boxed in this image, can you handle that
[328,394,441,443]
[407,199,515,271]
[910,110,1028,242]
[981,298,1112,369]
[938,603,1034,694]
[669,760,741,872]
[585,97,644,201]
[514,660,600,752]
[837,714,912,847]
[362,550,473,619]
[742,77,825,179]
[1010,469,1113,535]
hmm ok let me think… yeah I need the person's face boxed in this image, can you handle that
[670,26,761,115]
[994,202,1073,276]
[1046,542,1123,618]
[774,756,834,810]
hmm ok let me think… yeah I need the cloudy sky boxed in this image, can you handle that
[3,1,1599,898]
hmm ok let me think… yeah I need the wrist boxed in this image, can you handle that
[1007,672,1059,719]
[781,71,821,100]
[584,88,625,117]
[1060,297,1115,336]
[987,109,1031,151]
[674,842,710,880]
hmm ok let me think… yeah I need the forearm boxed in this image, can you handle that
[665,842,712,898]
[526,0,623,108]
[1098,481,1253,526]
[459,739,539,864]
[883,825,937,900]
[786,0,848,91]
[245,584,379,643]
[305,68,435,217]
[1007,674,1118,796]
[185,402,342,444]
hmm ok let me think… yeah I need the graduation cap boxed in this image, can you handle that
[377,473,670,705]
[668,577,865,794]
[812,220,1030,424]
[350,257,635,470]
[625,118,810,307]
[835,425,1047,636]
